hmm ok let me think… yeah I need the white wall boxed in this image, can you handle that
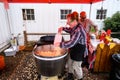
[93,0,120,29]
[103,0,120,17]
[8,3,95,41]
[0,3,11,49]
[9,3,88,33]
[8,3,84,41]
[7,0,120,41]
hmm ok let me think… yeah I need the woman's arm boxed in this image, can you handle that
[58,27,72,33]
[60,29,81,48]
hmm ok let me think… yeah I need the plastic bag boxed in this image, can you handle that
[54,33,62,47]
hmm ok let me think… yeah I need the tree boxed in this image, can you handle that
[103,11,120,38]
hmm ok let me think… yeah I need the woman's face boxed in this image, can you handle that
[66,18,74,28]
[69,19,76,28]
[67,17,77,28]
[66,17,71,25]
[80,16,86,21]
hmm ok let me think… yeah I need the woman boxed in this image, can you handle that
[79,11,98,69]
[57,12,87,80]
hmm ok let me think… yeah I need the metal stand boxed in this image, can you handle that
[41,75,58,80]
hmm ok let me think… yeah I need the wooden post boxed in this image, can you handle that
[23,31,28,45]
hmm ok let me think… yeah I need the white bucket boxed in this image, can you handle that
[18,36,24,46]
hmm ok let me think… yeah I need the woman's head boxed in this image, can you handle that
[71,11,79,22]
[80,11,86,20]
[69,11,79,28]
[66,14,71,25]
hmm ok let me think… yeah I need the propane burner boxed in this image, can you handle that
[33,35,68,79]
[41,75,58,80]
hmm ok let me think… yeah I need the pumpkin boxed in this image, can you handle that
[19,45,25,51]
[0,55,5,70]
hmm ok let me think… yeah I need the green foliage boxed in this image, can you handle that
[103,11,120,39]
[103,11,120,32]
[90,26,95,32]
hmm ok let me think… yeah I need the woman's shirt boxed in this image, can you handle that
[60,23,87,49]
[60,23,87,61]
[79,19,98,34]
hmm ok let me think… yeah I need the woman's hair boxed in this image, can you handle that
[66,14,71,18]
[71,11,79,22]
[66,11,79,22]
[80,11,86,17]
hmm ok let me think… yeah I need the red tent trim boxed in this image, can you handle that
[0,0,103,4]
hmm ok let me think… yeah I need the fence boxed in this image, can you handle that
[23,31,69,45]
[23,31,120,45]
[111,32,120,39]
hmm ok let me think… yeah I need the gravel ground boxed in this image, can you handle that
[0,51,26,80]
[0,51,109,80]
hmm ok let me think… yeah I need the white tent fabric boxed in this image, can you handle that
[0,3,11,51]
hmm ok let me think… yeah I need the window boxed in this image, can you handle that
[96,9,107,20]
[22,9,35,20]
[60,9,72,20]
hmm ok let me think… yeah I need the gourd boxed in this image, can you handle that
[0,55,5,70]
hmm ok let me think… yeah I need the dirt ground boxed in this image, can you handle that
[0,49,109,80]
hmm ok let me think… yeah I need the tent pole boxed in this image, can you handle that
[100,0,104,20]
[89,2,92,19]
[5,9,12,34]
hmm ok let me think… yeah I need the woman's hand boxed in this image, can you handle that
[54,42,60,47]
[58,27,63,33]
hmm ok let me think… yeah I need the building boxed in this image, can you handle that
[0,0,120,49]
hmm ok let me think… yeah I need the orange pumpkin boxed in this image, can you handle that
[19,45,25,51]
[0,55,5,70]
